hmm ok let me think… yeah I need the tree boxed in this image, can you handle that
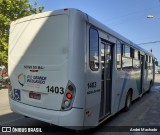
[0,0,44,66]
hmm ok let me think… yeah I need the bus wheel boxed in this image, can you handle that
[124,90,132,111]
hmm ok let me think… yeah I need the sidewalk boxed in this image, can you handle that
[0,88,12,116]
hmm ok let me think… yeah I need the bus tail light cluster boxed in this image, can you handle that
[61,81,76,111]
[8,79,13,99]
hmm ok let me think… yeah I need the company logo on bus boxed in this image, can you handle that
[17,73,47,87]
[18,73,26,87]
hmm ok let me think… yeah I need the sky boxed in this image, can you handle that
[31,0,160,61]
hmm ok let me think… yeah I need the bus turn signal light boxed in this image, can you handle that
[68,85,74,91]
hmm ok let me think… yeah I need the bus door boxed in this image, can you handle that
[99,41,113,120]
[140,55,144,94]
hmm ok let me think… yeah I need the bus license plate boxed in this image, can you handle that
[29,92,41,100]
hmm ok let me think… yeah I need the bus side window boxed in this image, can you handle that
[133,49,140,70]
[116,41,122,70]
[150,57,153,70]
[122,44,132,70]
[89,28,99,71]
[145,55,148,69]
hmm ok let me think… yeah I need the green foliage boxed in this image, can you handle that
[0,0,44,66]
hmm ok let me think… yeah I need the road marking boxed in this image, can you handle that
[0,117,24,126]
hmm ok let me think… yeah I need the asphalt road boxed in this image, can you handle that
[0,74,160,135]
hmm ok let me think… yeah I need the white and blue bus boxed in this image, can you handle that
[8,8,156,130]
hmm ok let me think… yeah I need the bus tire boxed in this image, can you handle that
[124,90,132,111]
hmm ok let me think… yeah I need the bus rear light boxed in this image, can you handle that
[8,83,12,90]
[66,93,72,99]
[68,85,74,91]
[8,79,13,98]
[64,100,70,107]
[8,79,12,91]
[61,81,76,111]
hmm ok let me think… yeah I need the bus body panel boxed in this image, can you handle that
[67,10,86,109]
[10,99,84,129]
[83,24,101,126]
[143,66,153,92]
[9,13,69,111]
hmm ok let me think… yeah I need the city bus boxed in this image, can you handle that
[8,8,156,130]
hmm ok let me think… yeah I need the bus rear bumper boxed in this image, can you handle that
[9,99,84,130]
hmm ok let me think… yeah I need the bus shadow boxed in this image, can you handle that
[0,112,23,125]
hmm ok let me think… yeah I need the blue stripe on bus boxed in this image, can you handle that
[117,74,127,111]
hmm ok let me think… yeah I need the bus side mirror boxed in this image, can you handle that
[155,61,158,66]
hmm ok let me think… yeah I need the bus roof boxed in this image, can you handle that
[12,8,155,58]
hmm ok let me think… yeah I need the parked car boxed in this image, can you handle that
[0,66,8,88]
[0,67,3,86]
[0,76,2,87]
